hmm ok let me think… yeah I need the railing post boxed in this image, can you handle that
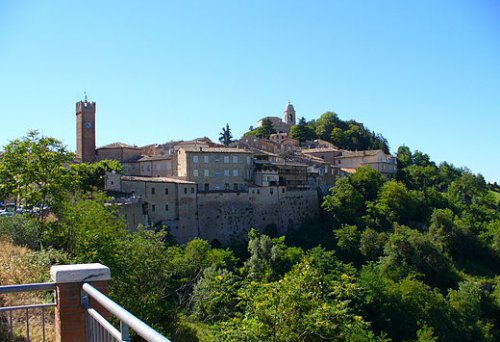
[50,263,111,342]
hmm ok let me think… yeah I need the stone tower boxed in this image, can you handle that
[75,96,96,163]
[284,101,296,125]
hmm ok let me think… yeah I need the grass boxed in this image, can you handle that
[489,190,500,203]
[0,239,55,341]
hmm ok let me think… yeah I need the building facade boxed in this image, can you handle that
[175,146,253,192]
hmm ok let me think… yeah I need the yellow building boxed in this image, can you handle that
[175,146,253,192]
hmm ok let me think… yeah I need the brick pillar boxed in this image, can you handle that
[50,263,111,342]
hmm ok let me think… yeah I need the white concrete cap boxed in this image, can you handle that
[50,263,111,283]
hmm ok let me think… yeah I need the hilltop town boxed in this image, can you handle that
[76,98,396,244]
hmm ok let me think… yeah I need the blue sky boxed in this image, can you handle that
[1,1,499,183]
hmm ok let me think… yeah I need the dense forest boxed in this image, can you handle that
[1,129,499,341]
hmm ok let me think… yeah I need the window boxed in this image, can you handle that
[232,156,239,163]
[165,188,169,195]
[224,156,230,163]
[224,169,230,176]
[193,156,199,163]
[233,183,238,190]
[152,204,156,212]
[204,156,209,163]
[191,187,195,194]
[193,169,199,177]
[204,183,209,191]
[270,188,274,195]
[204,169,210,177]
[151,187,155,195]
[225,183,230,190]
[338,160,341,165]
[165,204,169,211]
[184,187,187,194]
[233,169,239,177]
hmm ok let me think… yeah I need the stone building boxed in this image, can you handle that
[257,102,297,133]
[175,146,253,192]
[105,173,199,242]
[123,155,173,177]
[105,172,319,245]
[302,147,342,165]
[332,149,397,178]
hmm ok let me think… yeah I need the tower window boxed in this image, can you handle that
[165,188,169,195]
[151,187,155,195]
[165,204,169,211]
[152,204,156,212]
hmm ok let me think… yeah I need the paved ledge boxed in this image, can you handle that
[50,263,111,283]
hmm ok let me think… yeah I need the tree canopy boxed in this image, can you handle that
[219,123,233,146]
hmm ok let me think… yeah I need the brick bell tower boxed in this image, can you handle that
[76,94,96,163]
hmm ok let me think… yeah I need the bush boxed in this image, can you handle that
[0,215,43,250]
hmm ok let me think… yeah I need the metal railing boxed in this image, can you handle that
[0,282,56,341]
[81,283,171,342]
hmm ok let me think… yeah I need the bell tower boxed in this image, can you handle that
[76,95,96,163]
[284,101,296,125]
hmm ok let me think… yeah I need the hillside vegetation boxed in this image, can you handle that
[246,112,389,152]
[0,129,499,341]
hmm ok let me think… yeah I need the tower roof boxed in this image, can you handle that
[285,102,295,113]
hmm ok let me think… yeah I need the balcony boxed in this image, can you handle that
[0,263,171,342]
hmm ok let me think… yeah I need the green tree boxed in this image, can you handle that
[219,123,233,146]
[191,266,240,323]
[315,112,341,140]
[217,259,379,342]
[359,228,387,261]
[322,177,365,225]
[330,127,346,147]
[244,229,303,281]
[289,117,315,142]
[70,159,123,191]
[375,180,418,224]
[0,130,74,214]
[255,118,277,139]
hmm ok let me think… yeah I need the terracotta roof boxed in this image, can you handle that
[255,160,308,168]
[97,142,139,149]
[137,155,172,161]
[341,168,357,174]
[180,146,252,154]
[302,148,342,153]
[121,176,196,184]
[337,149,385,158]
